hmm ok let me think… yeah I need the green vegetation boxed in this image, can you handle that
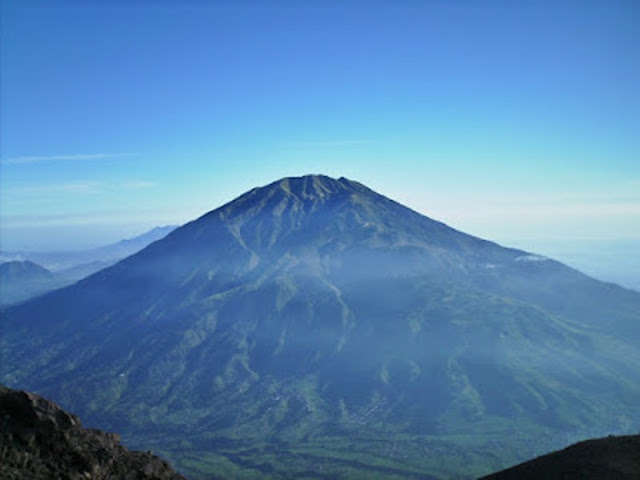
[153,420,572,480]
[2,175,640,479]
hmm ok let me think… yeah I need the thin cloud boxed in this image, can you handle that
[0,207,188,228]
[7,180,158,195]
[121,180,158,190]
[279,140,371,149]
[3,153,133,164]
[9,182,104,194]
[449,202,640,219]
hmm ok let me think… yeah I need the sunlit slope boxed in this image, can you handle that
[2,175,640,479]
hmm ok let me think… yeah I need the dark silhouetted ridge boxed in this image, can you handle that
[479,434,640,480]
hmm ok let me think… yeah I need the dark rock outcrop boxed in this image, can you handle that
[0,385,186,480]
[479,433,640,480]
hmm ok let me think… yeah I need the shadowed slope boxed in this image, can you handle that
[479,434,640,480]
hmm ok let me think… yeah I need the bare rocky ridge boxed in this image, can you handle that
[0,385,186,480]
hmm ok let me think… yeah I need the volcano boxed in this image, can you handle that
[2,175,640,479]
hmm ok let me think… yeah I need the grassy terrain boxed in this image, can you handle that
[139,417,605,479]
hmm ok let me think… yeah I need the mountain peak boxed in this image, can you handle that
[211,174,361,224]
[260,174,362,200]
[171,174,507,264]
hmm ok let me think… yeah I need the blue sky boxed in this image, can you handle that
[1,1,639,285]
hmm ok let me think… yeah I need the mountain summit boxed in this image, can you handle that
[2,175,640,479]
[185,175,497,256]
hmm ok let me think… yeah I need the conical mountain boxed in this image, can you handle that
[2,175,640,479]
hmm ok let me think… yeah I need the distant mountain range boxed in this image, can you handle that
[0,260,61,305]
[0,225,177,306]
[2,175,639,479]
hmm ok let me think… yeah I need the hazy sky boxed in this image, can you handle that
[1,1,639,286]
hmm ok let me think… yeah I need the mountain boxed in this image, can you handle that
[0,225,177,275]
[0,226,178,305]
[0,384,187,480]
[479,433,640,479]
[0,261,66,306]
[52,225,179,282]
[69,225,179,268]
[2,175,640,479]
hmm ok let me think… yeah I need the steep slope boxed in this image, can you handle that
[479,433,640,480]
[0,384,187,480]
[2,175,640,479]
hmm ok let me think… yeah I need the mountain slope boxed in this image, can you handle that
[479,433,640,480]
[2,175,640,479]
[0,225,177,277]
[0,226,177,305]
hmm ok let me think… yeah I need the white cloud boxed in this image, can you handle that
[3,153,133,164]
[6,179,159,195]
[120,180,159,190]
[9,182,104,194]
[279,140,371,149]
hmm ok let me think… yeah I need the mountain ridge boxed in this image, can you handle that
[0,225,177,273]
[2,174,639,479]
[479,433,640,480]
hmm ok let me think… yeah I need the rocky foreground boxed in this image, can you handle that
[0,385,186,480]
[479,433,640,480]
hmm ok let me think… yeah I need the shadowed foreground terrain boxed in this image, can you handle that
[0,385,187,480]
[480,433,640,480]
